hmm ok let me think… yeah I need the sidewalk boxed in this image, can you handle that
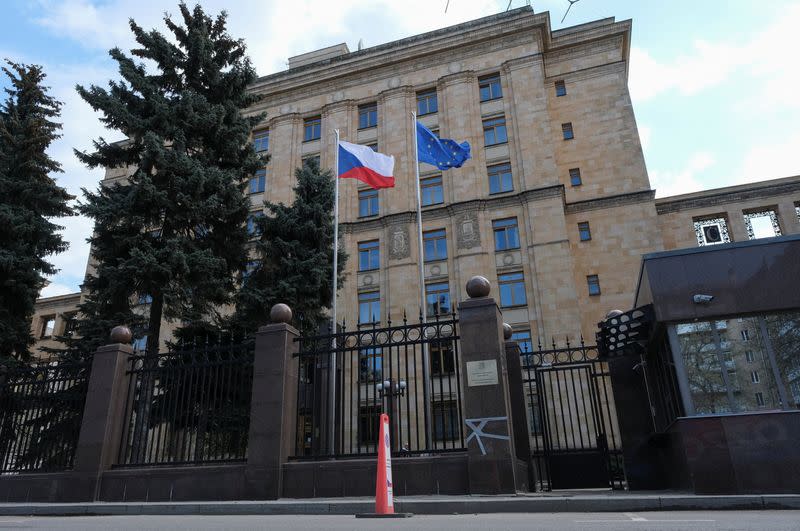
[1,492,799,516]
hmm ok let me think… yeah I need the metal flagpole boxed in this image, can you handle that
[412,112,433,449]
[329,128,340,454]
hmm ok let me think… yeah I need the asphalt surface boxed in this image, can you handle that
[0,511,799,530]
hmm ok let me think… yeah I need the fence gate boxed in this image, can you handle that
[522,342,624,491]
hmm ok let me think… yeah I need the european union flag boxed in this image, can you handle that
[416,121,471,170]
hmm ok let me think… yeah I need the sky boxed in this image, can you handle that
[1,0,799,298]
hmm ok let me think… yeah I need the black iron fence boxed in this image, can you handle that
[293,312,464,458]
[0,358,92,475]
[520,338,624,491]
[117,333,254,467]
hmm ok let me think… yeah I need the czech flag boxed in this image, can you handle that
[338,140,395,189]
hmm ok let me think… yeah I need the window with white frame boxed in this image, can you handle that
[693,217,731,246]
[743,209,782,240]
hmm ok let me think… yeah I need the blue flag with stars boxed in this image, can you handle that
[416,121,471,170]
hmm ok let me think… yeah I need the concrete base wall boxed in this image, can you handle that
[98,464,249,502]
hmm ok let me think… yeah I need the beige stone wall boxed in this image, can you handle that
[29,292,82,359]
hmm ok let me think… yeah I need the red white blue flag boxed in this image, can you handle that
[338,140,395,189]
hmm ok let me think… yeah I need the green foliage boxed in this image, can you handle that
[0,60,73,362]
[235,158,346,333]
[73,3,265,356]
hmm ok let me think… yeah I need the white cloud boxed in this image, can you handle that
[40,282,79,298]
[651,152,716,198]
[734,131,800,186]
[629,4,800,105]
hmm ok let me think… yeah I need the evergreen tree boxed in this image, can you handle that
[0,61,73,362]
[74,2,265,356]
[235,159,346,334]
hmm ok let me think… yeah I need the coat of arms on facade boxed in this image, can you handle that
[388,224,410,259]
[457,211,481,249]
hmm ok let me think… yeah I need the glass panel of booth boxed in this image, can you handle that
[670,311,800,415]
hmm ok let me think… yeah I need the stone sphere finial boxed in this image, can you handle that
[466,275,491,298]
[502,323,513,340]
[270,303,293,324]
[110,325,132,344]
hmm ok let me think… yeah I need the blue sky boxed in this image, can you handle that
[1,0,799,297]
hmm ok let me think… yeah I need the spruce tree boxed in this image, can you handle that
[75,3,264,356]
[235,159,346,334]
[0,61,73,362]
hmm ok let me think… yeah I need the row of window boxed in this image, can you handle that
[694,204,799,246]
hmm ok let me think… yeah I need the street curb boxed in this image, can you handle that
[1,495,799,516]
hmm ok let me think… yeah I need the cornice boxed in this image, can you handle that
[655,179,800,215]
[379,85,415,102]
[436,70,477,90]
[321,99,356,117]
[501,54,543,74]
[565,189,655,214]
[268,112,302,128]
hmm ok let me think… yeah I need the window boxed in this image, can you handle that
[249,169,266,194]
[247,212,264,236]
[303,154,320,169]
[587,274,601,296]
[358,405,380,446]
[252,130,269,153]
[693,217,731,246]
[431,340,455,376]
[420,175,444,206]
[303,116,321,141]
[745,350,755,363]
[488,163,513,194]
[358,291,380,324]
[433,400,459,441]
[358,240,380,271]
[511,330,533,355]
[498,272,527,308]
[479,74,502,101]
[751,370,760,384]
[482,116,507,146]
[743,209,781,240]
[755,392,765,407]
[555,80,567,97]
[569,168,582,187]
[40,315,55,338]
[741,329,750,341]
[426,281,451,316]
[578,221,592,241]
[137,293,153,305]
[562,122,574,140]
[132,335,147,351]
[358,189,379,217]
[417,89,438,115]
[367,143,378,152]
[493,218,520,251]
[423,229,447,262]
[359,348,383,382]
[358,103,377,129]
[63,313,78,335]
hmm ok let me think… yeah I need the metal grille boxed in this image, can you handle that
[521,339,624,491]
[117,334,254,466]
[293,312,464,458]
[0,359,91,474]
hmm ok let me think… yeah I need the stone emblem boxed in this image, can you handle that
[388,224,410,260]
[457,211,481,249]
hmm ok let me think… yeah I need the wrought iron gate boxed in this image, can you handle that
[521,340,624,491]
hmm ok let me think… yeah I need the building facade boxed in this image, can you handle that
[31,7,800,356]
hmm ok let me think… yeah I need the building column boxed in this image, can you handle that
[458,276,525,494]
[244,304,300,500]
[267,112,302,206]
[70,326,133,501]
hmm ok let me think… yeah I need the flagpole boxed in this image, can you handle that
[412,112,433,449]
[329,128,340,454]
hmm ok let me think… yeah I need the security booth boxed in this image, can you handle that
[598,234,800,494]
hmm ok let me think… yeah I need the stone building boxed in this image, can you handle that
[30,6,800,356]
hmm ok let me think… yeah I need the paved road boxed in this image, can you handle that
[0,511,799,530]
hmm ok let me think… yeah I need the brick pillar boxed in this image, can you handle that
[70,326,133,502]
[504,337,534,488]
[244,304,299,500]
[458,277,524,494]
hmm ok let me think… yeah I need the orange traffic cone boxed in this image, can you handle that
[355,413,412,519]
